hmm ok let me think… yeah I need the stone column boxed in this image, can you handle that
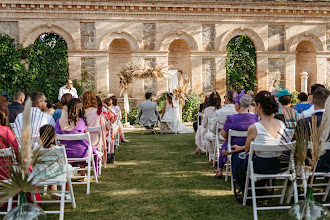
[300,72,308,93]
[95,54,109,96]
[316,54,327,86]
[156,54,169,96]
[256,52,268,92]
[285,54,296,92]
[215,54,226,96]
[68,54,81,80]
[190,53,203,94]
[131,54,146,104]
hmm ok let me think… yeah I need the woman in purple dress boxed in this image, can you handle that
[215,92,258,178]
[55,98,98,176]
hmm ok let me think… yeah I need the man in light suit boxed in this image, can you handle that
[138,92,160,129]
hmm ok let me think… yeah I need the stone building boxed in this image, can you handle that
[1,0,330,102]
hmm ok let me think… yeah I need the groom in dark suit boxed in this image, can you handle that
[138,92,160,129]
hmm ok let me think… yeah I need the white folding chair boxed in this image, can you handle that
[306,142,330,206]
[213,123,224,167]
[0,148,15,215]
[107,121,115,154]
[114,114,121,148]
[55,133,98,195]
[87,126,105,174]
[226,130,248,192]
[243,141,298,220]
[10,123,14,129]
[30,145,76,220]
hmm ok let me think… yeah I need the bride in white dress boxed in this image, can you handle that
[160,93,193,134]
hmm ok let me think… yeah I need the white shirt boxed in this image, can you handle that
[58,86,78,100]
[300,105,314,119]
[14,107,55,146]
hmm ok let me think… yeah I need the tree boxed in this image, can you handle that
[226,35,257,92]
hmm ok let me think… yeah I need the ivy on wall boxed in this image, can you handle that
[226,35,257,92]
[0,34,68,102]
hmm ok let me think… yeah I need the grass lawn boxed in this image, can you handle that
[44,128,300,220]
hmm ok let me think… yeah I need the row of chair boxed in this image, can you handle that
[2,116,122,220]
[196,113,329,220]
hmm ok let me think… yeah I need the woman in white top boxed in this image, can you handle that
[231,91,288,174]
[195,92,221,154]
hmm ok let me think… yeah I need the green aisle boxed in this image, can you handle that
[47,129,288,220]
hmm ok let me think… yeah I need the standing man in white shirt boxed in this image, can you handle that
[58,79,78,100]
[14,91,55,146]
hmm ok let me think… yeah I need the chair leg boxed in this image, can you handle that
[280,178,288,204]
[225,160,229,182]
[293,178,299,203]
[92,157,98,184]
[67,175,76,209]
[59,183,66,220]
[7,197,13,212]
[243,164,251,206]
[87,160,91,195]
[250,175,258,220]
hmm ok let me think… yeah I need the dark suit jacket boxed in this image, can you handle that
[297,111,330,172]
[7,102,24,123]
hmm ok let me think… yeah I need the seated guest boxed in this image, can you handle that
[0,95,9,105]
[246,90,256,113]
[55,98,99,175]
[7,91,25,123]
[296,87,330,172]
[214,93,258,178]
[138,92,160,130]
[81,91,107,155]
[193,92,211,132]
[0,101,19,180]
[195,92,221,155]
[301,84,326,119]
[14,91,55,146]
[230,91,287,193]
[109,95,129,142]
[103,97,118,160]
[293,92,312,113]
[45,100,56,116]
[277,89,298,122]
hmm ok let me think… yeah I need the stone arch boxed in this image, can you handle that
[158,31,199,51]
[22,24,76,51]
[288,32,324,52]
[99,31,140,51]
[218,27,265,51]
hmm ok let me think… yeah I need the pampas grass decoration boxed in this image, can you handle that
[173,77,191,106]
[20,97,32,173]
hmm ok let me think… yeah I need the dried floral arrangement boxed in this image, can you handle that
[173,76,191,107]
[0,98,62,205]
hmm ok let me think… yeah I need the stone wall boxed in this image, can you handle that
[0,22,19,41]
[2,0,330,101]
[268,58,285,92]
[80,22,95,50]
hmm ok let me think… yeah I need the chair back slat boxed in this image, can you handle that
[308,141,330,150]
[55,133,90,142]
[228,129,248,153]
[250,141,295,152]
[0,148,14,158]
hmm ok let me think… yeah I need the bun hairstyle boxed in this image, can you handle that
[167,93,173,107]
[254,91,278,116]
[209,92,221,109]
